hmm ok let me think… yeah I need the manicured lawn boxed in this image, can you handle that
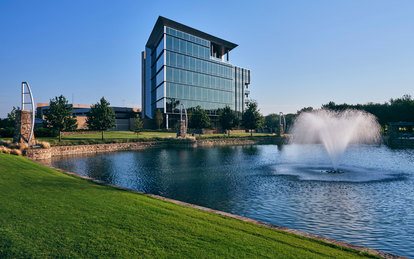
[0,154,378,258]
[35,131,177,145]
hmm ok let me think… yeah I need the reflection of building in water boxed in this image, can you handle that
[142,16,251,128]
[36,103,141,131]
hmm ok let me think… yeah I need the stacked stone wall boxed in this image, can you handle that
[25,142,157,160]
[25,136,287,160]
[13,110,35,145]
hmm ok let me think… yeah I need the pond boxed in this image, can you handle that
[48,144,414,257]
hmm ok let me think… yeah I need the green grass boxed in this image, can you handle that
[0,154,378,258]
[36,131,177,145]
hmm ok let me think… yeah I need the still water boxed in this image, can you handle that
[49,144,414,257]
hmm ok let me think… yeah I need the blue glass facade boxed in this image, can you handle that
[142,17,251,122]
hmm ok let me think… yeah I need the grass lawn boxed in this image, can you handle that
[35,131,177,145]
[0,154,378,258]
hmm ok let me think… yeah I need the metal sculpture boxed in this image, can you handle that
[21,81,35,144]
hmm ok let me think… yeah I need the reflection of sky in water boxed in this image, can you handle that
[49,145,414,258]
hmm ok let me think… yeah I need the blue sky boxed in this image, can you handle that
[1,0,413,118]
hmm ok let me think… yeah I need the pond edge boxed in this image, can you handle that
[33,158,406,259]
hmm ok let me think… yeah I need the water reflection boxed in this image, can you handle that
[49,145,414,258]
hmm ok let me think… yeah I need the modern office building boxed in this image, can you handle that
[142,16,251,127]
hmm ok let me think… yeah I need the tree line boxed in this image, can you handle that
[0,95,117,141]
[155,101,265,136]
[263,94,414,132]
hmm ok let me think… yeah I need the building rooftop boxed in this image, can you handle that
[146,16,238,52]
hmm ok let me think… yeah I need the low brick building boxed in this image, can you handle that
[36,103,141,131]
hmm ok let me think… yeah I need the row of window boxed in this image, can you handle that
[152,37,164,64]
[152,52,164,76]
[166,51,233,79]
[165,82,233,104]
[166,98,234,115]
[166,67,234,92]
[166,27,210,48]
[152,68,165,90]
[166,35,210,60]
[235,67,251,84]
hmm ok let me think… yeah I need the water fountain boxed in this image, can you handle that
[290,109,381,170]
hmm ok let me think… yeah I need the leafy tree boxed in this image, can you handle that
[264,113,279,132]
[242,101,263,136]
[0,107,19,130]
[219,106,239,136]
[133,115,144,136]
[189,106,210,134]
[154,109,163,129]
[297,107,314,114]
[44,95,77,141]
[7,106,19,125]
[86,97,116,140]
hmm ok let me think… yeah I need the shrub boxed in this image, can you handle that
[18,143,29,150]
[10,149,22,156]
[34,128,59,137]
[36,141,51,149]
[0,146,11,154]
[0,139,12,147]
[0,127,14,138]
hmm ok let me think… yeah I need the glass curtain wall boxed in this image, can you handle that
[149,26,250,118]
[164,27,235,115]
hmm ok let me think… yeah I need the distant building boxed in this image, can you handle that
[36,103,141,131]
[142,16,251,127]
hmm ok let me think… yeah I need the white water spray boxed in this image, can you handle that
[290,109,381,170]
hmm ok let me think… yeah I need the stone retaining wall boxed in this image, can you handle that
[25,142,157,160]
[25,136,287,160]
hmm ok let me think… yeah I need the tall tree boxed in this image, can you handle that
[219,106,239,136]
[154,109,163,129]
[264,113,280,132]
[86,97,116,140]
[44,95,77,141]
[242,101,263,136]
[189,106,210,134]
[7,106,19,125]
[133,115,144,136]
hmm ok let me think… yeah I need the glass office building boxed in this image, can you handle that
[142,16,251,126]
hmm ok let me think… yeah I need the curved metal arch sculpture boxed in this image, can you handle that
[21,82,35,144]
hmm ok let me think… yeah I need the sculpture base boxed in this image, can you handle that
[177,120,186,138]
[13,110,35,145]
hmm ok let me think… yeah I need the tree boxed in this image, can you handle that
[154,109,163,129]
[44,95,77,141]
[264,113,279,132]
[219,106,238,136]
[86,97,116,140]
[242,101,263,136]
[133,115,144,136]
[189,106,210,134]
[7,106,19,125]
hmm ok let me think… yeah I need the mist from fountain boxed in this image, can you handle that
[290,109,381,170]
